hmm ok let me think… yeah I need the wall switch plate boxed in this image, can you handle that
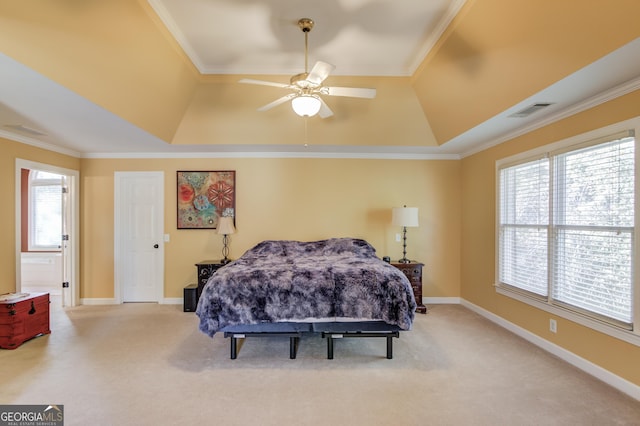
[164,234,170,242]
[549,318,557,333]
[395,233,401,242]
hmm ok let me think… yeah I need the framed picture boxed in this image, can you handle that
[177,171,235,229]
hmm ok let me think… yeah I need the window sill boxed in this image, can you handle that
[496,284,640,348]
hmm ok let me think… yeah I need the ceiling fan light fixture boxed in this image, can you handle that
[239,17,374,119]
[291,95,321,117]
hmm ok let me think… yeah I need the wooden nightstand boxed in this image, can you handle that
[195,260,226,303]
[392,262,427,314]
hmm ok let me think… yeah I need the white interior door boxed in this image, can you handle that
[115,172,164,303]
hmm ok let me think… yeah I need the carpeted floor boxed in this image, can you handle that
[2,300,639,425]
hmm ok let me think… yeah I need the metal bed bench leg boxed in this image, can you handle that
[320,330,399,359]
[224,329,307,359]
[230,336,237,359]
[326,334,336,360]
[230,334,243,360]
[289,336,299,359]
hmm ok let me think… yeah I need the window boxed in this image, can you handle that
[497,122,638,341]
[29,171,63,251]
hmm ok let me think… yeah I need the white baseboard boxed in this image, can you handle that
[424,296,461,304]
[80,298,116,305]
[80,298,182,305]
[460,298,640,401]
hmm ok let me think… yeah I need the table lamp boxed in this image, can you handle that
[216,216,236,264]
[392,205,419,263]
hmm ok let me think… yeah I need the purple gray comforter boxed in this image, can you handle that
[196,238,417,336]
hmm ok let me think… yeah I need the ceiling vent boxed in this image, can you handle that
[508,103,554,118]
[3,124,47,136]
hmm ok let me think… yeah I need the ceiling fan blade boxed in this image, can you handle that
[306,61,336,85]
[257,94,297,112]
[318,98,334,119]
[325,86,376,99]
[239,78,290,89]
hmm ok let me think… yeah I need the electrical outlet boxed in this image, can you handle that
[549,318,557,333]
[395,233,401,242]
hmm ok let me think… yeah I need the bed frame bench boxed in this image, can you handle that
[221,321,401,360]
[313,322,401,359]
[221,323,312,359]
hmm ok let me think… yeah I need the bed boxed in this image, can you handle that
[196,238,417,359]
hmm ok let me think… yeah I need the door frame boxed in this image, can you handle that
[114,171,165,304]
[15,159,80,307]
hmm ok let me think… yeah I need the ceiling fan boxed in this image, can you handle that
[239,18,376,119]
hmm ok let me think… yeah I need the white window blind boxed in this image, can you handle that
[498,131,635,328]
[499,158,549,297]
[552,137,634,324]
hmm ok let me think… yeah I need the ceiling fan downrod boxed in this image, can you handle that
[298,18,314,74]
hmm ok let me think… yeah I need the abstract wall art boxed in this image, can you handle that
[177,171,235,229]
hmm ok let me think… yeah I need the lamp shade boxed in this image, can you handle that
[392,207,419,227]
[216,216,236,235]
[291,95,321,117]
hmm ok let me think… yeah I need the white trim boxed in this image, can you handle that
[496,116,640,168]
[1,130,81,157]
[424,296,461,304]
[80,298,183,305]
[83,150,460,161]
[461,298,640,401]
[147,0,205,72]
[1,128,460,160]
[15,159,80,307]
[496,285,640,347]
[113,173,122,304]
[461,75,640,158]
[80,298,117,305]
[408,0,469,75]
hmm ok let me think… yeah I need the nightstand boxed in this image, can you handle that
[195,260,226,303]
[391,262,427,314]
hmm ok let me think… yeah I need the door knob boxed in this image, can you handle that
[153,244,159,248]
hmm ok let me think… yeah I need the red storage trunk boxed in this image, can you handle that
[0,292,50,349]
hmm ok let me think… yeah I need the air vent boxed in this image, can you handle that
[508,103,554,118]
[3,124,47,136]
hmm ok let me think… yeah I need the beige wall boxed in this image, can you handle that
[0,137,80,295]
[80,157,461,300]
[3,92,639,388]
[460,89,640,387]
[0,0,636,400]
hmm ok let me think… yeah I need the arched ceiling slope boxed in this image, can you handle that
[0,1,638,157]
[412,0,640,144]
